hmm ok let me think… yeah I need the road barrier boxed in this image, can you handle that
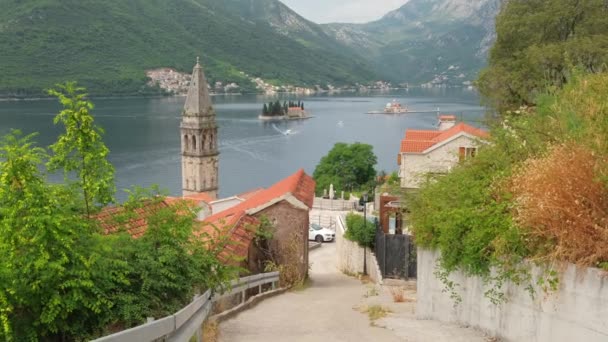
[91,272,280,342]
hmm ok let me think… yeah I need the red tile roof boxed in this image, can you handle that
[400,122,489,154]
[183,192,214,204]
[236,188,265,201]
[97,200,172,238]
[439,115,457,121]
[201,169,315,261]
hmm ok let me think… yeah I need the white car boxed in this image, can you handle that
[309,223,335,243]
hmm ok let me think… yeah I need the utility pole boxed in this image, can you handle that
[363,193,368,276]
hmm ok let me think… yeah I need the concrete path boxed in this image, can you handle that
[219,243,490,342]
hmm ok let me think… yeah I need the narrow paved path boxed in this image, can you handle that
[219,243,489,342]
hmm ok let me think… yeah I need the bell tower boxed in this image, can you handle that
[181,57,219,199]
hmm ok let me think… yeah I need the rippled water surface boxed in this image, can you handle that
[0,89,486,200]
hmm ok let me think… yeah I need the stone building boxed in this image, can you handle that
[398,117,489,190]
[202,169,315,278]
[181,58,219,200]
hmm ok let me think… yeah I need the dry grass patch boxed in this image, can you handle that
[388,286,414,303]
[509,144,608,268]
[357,304,392,325]
[202,320,219,342]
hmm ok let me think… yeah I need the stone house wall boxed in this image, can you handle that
[253,200,310,279]
[400,135,481,189]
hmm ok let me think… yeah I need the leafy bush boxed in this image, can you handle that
[344,213,375,248]
[410,72,608,303]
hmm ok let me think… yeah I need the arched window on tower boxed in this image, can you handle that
[184,135,189,151]
[210,133,214,149]
[192,136,197,152]
[202,134,206,151]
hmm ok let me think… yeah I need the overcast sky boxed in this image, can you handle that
[279,0,408,24]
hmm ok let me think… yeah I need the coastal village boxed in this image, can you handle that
[2,1,608,341]
[146,67,395,96]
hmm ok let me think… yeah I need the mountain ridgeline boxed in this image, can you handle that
[0,0,501,97]
[323,0,502,86]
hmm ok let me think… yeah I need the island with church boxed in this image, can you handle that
[259,100,312,121]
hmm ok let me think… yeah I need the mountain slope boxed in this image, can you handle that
[324,0,502,85]
[0,0,377,97]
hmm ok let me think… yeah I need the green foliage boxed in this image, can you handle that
[47,82,115,217]
[344,213,375,248]
[477,0,608,111]
[107,187,238,326]
[0,0,377,97]
[313,143,378,195]
[0,87,239,339]
[410,72,608,304]
[0,130,128,341]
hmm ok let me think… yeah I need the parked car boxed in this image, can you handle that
[308,223,335,243]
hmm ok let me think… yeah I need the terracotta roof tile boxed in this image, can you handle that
[202,169,315,262]
[236,188,265,201]
[400,122,489,154]
[96,201,171,238]
[183,192,214,204]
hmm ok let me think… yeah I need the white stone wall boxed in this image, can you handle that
[336,215,383,284]
[417,249,608,342]
[400,134,480,189]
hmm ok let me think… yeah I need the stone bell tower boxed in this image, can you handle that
[181,57,219,199]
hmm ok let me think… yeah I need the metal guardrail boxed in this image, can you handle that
[91,271,280,342]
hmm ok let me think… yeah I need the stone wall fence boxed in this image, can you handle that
[417,249,608,342]
[336,214,383,284]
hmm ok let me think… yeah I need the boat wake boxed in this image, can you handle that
[272,123,296,136]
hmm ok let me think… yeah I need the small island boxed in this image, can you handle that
[259,100,312,121]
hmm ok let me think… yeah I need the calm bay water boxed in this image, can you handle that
[0,89,485,200]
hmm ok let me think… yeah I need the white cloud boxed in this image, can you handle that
[279,0,408,24]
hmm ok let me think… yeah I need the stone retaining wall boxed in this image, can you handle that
[336,215,383,284]
[417,249,608,342]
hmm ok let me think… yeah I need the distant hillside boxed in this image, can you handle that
[324,0,502,86]
[0,0,377,97]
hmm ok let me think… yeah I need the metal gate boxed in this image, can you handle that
[374,225,417,279]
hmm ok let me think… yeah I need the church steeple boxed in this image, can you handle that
[181,57,219,199]
[183,57,214,118]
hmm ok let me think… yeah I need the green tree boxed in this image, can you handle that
[344,213,375,248]
[313,142,377,195]
[0,130,127,340]
[477,0,608,112]
[109,187,239,325]
[262,103,268,115]
[47,82,115,217]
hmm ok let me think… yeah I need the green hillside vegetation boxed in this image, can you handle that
[409,0,608,304]
[0,0,377,97]
[477,0,608,112]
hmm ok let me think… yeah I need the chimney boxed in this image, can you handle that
[438,115,457,131]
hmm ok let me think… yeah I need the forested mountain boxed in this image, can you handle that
[324,0,502,86]
[0,0,376,97]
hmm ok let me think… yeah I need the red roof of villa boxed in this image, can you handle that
[400,122,489,154]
